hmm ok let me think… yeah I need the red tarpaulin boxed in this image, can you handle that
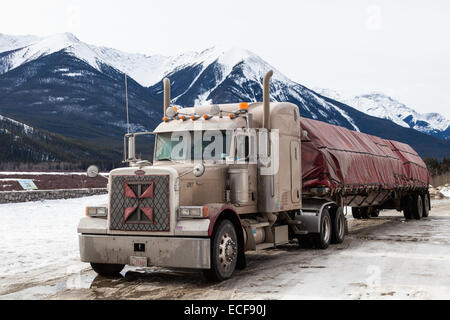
[300,118,430,190]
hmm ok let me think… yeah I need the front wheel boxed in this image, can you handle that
[311,208,331,249]
[203,219,238,282]
[90,263,124,277]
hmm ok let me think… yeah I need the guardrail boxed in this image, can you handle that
[0,188,108,204]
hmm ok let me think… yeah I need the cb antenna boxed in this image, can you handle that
[125,73,130,134]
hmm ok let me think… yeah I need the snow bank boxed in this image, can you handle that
[440,187,450,198]
[0,195,107,277]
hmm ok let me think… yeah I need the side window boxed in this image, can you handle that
[236,134,250,162]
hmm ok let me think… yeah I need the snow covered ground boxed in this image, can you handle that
[0,196,449,300]
[440,187,450,198]
[0,195,107,299]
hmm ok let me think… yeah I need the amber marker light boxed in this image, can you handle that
[190,115,196,120]
[202,206,210,218]
[229,113,234,119]
[163,117,168,122]
[239,102,249,110]
[180,115,186,121]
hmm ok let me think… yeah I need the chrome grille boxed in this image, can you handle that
[109,175,170,232]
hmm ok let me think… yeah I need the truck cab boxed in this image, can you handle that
[78,71,345,281]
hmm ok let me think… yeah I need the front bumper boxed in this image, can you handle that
[79,234,210,269]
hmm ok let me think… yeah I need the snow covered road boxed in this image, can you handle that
[0,196,449,300]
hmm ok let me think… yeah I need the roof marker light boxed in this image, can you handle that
[239,102,249,110]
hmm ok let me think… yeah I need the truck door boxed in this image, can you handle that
[290,140,301,203]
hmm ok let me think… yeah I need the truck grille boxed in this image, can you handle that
[109,175,170,232]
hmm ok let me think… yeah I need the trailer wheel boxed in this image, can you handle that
[351,207,361,219]
[90,263,124,277]
[203,219,238,282]
[311,208,331,249]
[369,207,380,218]
[422,193,430,218]
[360,207,370,219]
[331,207,345,244]
[403,195,413,220]
[412,194,423,220]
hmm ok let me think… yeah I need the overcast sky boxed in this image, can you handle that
[1,0,449,117]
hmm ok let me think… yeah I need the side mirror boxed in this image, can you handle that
[87,165,99,178]
[193,163,206,177]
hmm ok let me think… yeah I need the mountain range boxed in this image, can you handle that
[0,32,449,162]
[315,88,450,140]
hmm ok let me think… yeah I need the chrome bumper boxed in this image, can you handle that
[79,234,210,269]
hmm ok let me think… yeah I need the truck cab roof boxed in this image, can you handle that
[154,102,300,136]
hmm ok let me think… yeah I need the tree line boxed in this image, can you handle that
[423,158,450,176]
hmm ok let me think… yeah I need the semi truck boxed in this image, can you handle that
[78,71,431,281]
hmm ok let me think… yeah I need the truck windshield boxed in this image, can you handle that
[155,130,232,162]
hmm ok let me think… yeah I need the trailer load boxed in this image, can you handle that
[301,117,430,191]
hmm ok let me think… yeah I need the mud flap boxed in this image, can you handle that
[236,251,247,270]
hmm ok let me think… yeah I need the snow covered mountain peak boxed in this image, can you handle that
[0,33,42,53]
[316,88,450,139]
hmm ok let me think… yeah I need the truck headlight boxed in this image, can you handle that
[85,206,108,217]
[178,206,209,219]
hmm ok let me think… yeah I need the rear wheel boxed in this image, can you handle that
[369,207,380,217]
[311,208,331,249]
[360,207,370,219]
[331,207,345,244]
[422,193,430,218]
[352,207,361,219]
[412,194,423,220]
[403,195,414,220]
[90,263,124,277]
[203,219,238,282]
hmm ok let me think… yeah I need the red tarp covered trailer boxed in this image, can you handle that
[300,118,430,190]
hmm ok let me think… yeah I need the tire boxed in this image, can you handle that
[90,263,124,277]
[331,207,345,244]
[422,193,430,218]
[369,207,380,218]
[360,207,370,219]
[352,207,361,219]
[296,235,313,248]
[412,194,423,220]
[403,195,413,220]
[311,208,331,249]
[203,219,238,282]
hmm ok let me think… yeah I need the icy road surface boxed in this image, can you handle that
[0,196,449,300]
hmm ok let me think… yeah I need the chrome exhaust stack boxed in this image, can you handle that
[163,78,171,117]
[263,70,273,130]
